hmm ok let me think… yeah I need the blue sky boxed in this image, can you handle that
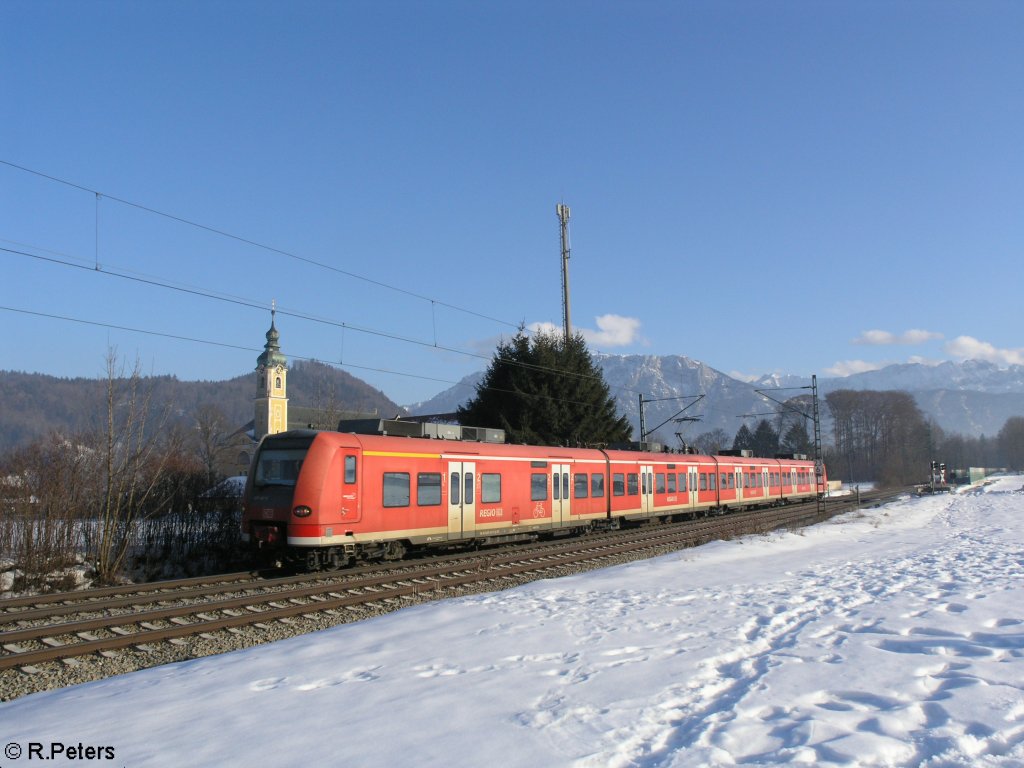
[2,1,1022,406]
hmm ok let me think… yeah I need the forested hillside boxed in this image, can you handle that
[0,360,404,451]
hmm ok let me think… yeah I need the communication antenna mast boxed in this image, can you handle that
[556,202,572,343]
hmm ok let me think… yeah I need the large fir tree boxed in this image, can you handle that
[457,329,631,446]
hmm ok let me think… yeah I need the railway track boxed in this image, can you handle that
[0,489,900,696]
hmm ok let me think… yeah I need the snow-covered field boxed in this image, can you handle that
[2,477,1023,767]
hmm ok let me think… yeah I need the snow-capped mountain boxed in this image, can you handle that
[408,354,788,446]
[829,360,1024,395]
[407,357,1024,441]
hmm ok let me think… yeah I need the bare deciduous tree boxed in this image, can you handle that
[90,351,175,583]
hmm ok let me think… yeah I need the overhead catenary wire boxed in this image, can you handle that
[0,304,626,412]
[0,159,521,331]
[1,241,645,396]
[0,160,689,409]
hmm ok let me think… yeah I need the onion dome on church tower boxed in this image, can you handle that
[256,307,287,369]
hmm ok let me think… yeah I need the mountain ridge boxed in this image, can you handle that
[409,357,1024,441]
[0,360,405,452]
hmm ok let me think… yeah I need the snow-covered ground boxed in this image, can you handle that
[2,477,1023,767]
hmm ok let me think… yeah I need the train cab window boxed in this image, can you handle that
[482,473,501,503]
[667,473,676,493]
[699,473,707,491]
[344,456,357,484]
[591,473,605,497]
[417,473,442,506]
[656,473,666,494]
[613,473,625,496]
[383,472,410,508]
[574,473,589,499]
[255,447,306,488]
[531,473,547,501]
[627,473,639,495]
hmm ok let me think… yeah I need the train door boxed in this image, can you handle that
[551,464,571,527]
[687,466,699,509]
[447,461,476,540]
[640,464,654,515]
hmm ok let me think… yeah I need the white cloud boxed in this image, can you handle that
[527,315,643,348]
[853,329,944,346]
[581,314,643,347]
[824,359,887,377]
[944,336,1024,366]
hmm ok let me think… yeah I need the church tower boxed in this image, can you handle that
[254,306,289,440]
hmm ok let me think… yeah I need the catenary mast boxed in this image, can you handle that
[557,202,572,343]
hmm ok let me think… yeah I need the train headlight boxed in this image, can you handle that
[293,506,312,518]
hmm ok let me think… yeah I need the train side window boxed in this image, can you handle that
[613,473,625,496]
[591,473,605,497]
[710,473,717,490]
[383,472,410,508]
[464,472,474,504]
[562,472,570,500]
[531,473,547,501]
[344,456,357,483]
[720,473,727,489]
[699,473,708,491]
[417,473,442,506]
[627,473,639,495]
[656,473,666,494]
[679,473,687,492]
[574,473,589,498]
[450,472,460,505]
[553,474,561,500]
[667,473,676,493]
[482,473,501,503]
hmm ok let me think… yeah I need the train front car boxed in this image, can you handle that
[242,430,342,569]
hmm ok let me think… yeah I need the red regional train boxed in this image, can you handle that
[242,427,826,570]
